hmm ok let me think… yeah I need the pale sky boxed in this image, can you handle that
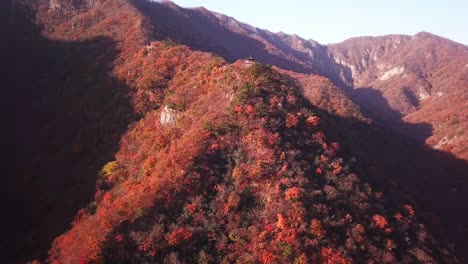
[166,0,468,45]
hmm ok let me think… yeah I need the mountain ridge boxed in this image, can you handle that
[3,0,468,262]
[147,0,468,160]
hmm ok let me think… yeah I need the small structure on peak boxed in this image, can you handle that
[245,55,255,66]
[146,44,153,52]
[160,105,178,126]
[146,43,154,55]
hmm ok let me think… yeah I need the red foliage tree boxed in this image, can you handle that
[167,228,193,246]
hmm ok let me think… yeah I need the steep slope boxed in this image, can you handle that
[109,1,468,260]
[131,0,341,79]
[282,69,468,262]
[47,57,455,263]
[2,0,198,261]
[1,1,140,262]
[4,0,467,263]
[278,70,367,121]
[329,33,468,159]
[110,0,468,162]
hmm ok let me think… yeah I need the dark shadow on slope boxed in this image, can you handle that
[402,87,420,108]
[352,88,404,122]
[351,88,433,144]
[131,0,360,97]
[0,3,136,263]
[132,0,320,75]
[309,95,468,261]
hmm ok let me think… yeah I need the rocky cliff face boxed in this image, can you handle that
[328,32,468,158]
[327,35,411,86]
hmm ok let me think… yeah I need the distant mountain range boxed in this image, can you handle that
[2,0,467,263]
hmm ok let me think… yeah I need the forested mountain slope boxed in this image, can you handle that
[2,0,467,262]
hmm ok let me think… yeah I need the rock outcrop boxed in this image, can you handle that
[160,105,178,126]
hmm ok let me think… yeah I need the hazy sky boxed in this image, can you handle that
[167,0,468,45]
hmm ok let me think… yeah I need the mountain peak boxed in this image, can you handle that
[414,31,437,38]
[411,31,466,46]
[153,0,182,10]
[154,0,176,4]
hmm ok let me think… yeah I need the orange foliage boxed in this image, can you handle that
[394,213,403,222]
[286,113,299,128]
[385,239,396,250]
[372,214,389,229]
[404,205,415,218]
[267,133,280,145]
[277,228,297,243]
[307,116,320,126]
[321,247,352,264]
[246,104,256,114]
[310,219,326,238]
[351,224,366,243]
[167,228,193,246]
[276,213,288,229]
[261,250,276,264]
[333,166,343,175]
[186,203,197,213]
[285,187,302,201]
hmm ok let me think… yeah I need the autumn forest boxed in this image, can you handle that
[2,0,467,263]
